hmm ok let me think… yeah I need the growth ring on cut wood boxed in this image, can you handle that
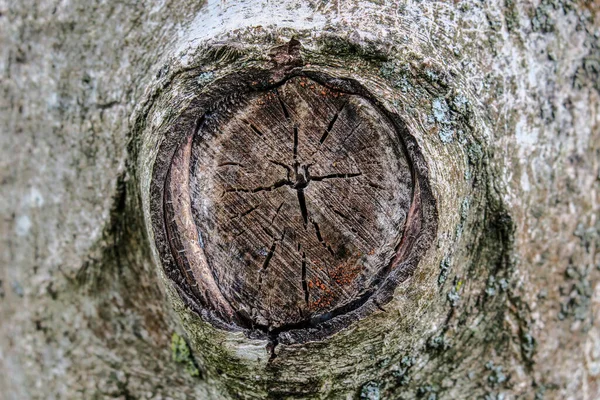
[153,71,436,342]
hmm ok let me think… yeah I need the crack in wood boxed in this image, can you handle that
[228,202,262,221]
[312,220,324,242]
[271,202,285,224]
[312,220,335,256]
[319,113,337,145]
[319,100,347,145]
[261,242,277,272]
[257,229,286,289]
[310,172,362,182]
[242,119,265,137]
[341,121,363,145]
[165,75,424,336]
[269,160,292,179]
[224,178,292,194]
[293,126,299,161]
[276,89,291,120]
[239,204,260,218]
[332,208,349,220]
[301,251,309,305]
[297,189,309,227]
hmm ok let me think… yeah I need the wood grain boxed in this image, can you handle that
[166,76,413,331]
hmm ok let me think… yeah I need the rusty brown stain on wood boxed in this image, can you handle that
[164,76,414,331]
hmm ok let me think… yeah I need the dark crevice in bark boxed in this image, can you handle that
[373,299,387,313]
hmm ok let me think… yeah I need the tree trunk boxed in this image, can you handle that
[1,1,599,399]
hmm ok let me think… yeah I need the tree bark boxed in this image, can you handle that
[1,1,599,399]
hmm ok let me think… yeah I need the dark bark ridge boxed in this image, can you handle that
[150,52,438,345]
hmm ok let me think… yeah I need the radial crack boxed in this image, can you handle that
[301,252,309,305]
[332,208,349,220]
[312,221,335,256]
[269,160,292,178]
[261,242,277,272]
[310,172,362,182]
[341,121,363,145]
[313,221,324,243]
[320,100,348,145]
[224,178,292,194]
[276,89,291,119]
[297,189,308,226]
[230,204,260,220]
[271,202,285,224]
[242,119,265,137]
[293,126,299,161]
[319,113,338,145]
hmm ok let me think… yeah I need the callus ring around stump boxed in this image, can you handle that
[152,70,437,345]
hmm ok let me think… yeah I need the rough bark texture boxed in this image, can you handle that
[1,1,599,399]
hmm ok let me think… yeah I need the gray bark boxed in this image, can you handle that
[1,0,599,399]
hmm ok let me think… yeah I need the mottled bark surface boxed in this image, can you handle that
[1,1,599,399]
